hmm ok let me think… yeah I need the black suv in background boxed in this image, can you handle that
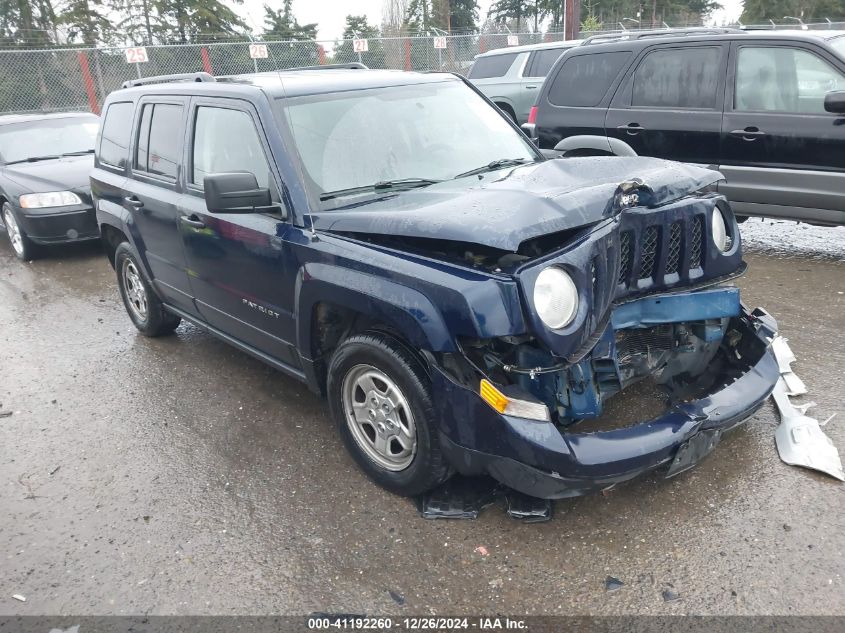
[529,28,845,225]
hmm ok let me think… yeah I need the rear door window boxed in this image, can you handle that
[525,48,566,78]
[734,46,845,113]
[134,103,182,179]
[468,53,519,79]
[631,46,722,109]
[548,51,630,107]
[98,101,133,168]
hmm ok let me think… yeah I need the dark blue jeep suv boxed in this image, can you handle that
[91,67,780,499]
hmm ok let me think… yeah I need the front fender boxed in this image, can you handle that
[295,263,456,357]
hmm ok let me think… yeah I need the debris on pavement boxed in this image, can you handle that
[474,545,489,557]
[416,475,504,520]
[0,410,12,418]
[12,594,26,602]
[770,337,844,481]
[505,491,553,522]
[49,466,60,475]
[773,381,844,481]
[605,577,624,592]
[662,589,682,602]
[416,475,556,521]
[388,590,405,606]
[771,336,807,396]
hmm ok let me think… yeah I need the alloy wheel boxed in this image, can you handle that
[341,364,417,471]
[122,259,148,321]
[3,208,24,257]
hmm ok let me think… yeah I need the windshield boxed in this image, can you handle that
[0,116,98,164]
[832,35,845,57]
[277,80,538,204]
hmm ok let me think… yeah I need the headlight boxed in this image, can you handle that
[533,266,579,330]
[19,191,81,209]
[711,208,730,252]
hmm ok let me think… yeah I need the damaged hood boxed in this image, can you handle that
[312,157,722,252]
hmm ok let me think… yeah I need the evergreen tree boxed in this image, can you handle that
[741,0,845,22]
[152,0,247,43]
[58,0,112,45]
[111,0,156,44]
[403,0,476,33]
[263,0,317,40]
[335,14,386,68]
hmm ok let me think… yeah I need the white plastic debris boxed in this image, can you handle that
[770,336,843,481]
[771,336,807,396]
[12,594,26,602]
[772,381,844,481]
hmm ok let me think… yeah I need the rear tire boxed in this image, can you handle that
[2,203,38,261]
[327,332,452,496]
[114,242,181,337]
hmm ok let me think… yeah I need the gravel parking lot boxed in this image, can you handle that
[1,218,843,616]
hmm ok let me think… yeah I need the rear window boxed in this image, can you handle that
[632,47,721,109]
[548,51,630,107]
[526,48,567,78]
[134,103,182,179]
[99,102,133,168]
[468,53,519,79]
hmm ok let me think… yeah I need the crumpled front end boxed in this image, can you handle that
[432,191,780,498]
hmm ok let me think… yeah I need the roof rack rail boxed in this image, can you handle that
[282,62,369,71]
[121,72,216,89]
[581,27,743,46]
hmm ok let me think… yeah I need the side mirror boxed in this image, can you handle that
[824,90,845,114]
[204,172,272,213]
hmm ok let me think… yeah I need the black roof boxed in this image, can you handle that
[112,68,461,100]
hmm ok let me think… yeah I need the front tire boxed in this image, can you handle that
[327,332,452,496]
[114,242,181,337]
[2,203,37,261]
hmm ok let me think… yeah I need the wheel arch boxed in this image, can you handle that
[553,135,638,157]
[493,100,517,122]
[296,265,454,392]
[99,222,129,268]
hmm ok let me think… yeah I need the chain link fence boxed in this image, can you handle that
[1,22,843,115]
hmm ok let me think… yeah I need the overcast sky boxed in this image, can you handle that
[237,0,744,42]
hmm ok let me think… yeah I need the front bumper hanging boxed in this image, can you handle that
[433,305,779,499]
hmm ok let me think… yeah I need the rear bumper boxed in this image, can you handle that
[433,306,779,499]
[17,206,99,244]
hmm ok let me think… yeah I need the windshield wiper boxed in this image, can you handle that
[6,155,62,165]
[5,149,95,165]
[319,178,441,201]
[454,158,533,179]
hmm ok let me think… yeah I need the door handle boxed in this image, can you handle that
[180,214,206,229]
[730,127,766,141]
[617,123,645,135]
[124,195,144,209]
[525,85,538,89]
